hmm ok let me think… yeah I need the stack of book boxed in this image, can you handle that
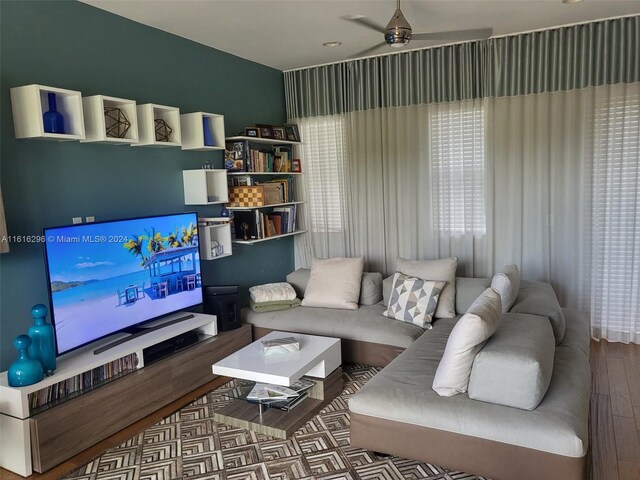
[245,378,315,411]
[233,204,298,240]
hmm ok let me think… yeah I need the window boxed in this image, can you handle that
[430,104,486,235]
[299,116,347,233]
[588,92,640,338]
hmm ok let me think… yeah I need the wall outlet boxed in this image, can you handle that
[86,216,95,223]
[72,217,82,224]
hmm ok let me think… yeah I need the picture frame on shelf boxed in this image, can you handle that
[245,127,259,138]
[284,123,301,142]
[256,124,274,139]
[291,159,302,173]
[272,127,286,140]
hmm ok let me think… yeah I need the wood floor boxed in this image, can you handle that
[2,340,639,480]
[590,340,640,480]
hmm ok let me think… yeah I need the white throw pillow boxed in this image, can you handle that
[383,272,445,328]
[491,264,521,313]
[432,287,503,397]
[396,257,458,318]
[301,257,364,310]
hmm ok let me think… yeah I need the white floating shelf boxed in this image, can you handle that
[181,112,225,151]
[183,169,229,205]
[81,95,139,144]
[227,201,304,211]
[232,230,307,245]
[226,136,301,145]
[10,84,85,141]
[199,224,233,260]
[133,103,181,147]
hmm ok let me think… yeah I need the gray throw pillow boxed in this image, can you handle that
[383,272,445,328]
[510,280,566,344]
[455,277,492,314]
[468,313,555,410]
[490,264,521,312]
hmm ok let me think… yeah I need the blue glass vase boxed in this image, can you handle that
[8,335,44,387]
[28,304,57,375]
[43,92,65,134]
[203,116,215,146]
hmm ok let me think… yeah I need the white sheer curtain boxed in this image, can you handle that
[294,82,640,342]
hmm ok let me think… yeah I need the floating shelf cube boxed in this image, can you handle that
[10,84,86,141]
[133,103,181,147]
[81,95,139,144]
[199,221,233,261]
[182,169,229,205]
[181,112,225,151]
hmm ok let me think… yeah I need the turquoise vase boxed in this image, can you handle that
[8,335,44,387]
[28,304,57,375]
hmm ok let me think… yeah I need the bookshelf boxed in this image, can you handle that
[232,230,308,245]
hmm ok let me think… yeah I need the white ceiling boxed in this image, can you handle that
[81,0,640,71]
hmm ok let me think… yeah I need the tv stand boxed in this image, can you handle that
[0,314,252,477]
[93,313,196,354]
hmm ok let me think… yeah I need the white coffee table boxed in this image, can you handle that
[211,331,343,438]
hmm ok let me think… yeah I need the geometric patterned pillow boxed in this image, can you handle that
[383,272,446,328]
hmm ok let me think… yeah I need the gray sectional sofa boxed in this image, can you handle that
[242,270,590,480]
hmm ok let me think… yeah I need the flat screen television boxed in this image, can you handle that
[43,212,202,355]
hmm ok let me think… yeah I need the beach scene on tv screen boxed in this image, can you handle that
[45,214,202,354]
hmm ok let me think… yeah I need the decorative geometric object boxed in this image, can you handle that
[104,107,131,138]
[154,118,173,142]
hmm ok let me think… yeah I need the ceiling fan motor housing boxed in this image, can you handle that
[384,7,412,47]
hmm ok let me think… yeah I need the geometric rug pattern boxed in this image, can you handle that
[62,365,489,480]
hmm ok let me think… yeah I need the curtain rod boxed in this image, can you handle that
[282,13,639,73]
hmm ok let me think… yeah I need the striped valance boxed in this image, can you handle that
[285,15,639,118]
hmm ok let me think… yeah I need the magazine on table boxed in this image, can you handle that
[245,378,315,411]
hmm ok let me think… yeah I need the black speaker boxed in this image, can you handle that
[203,285,240,332]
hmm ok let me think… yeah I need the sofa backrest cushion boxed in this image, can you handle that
[490,264,521,312]
[455,277,492,313]
[302,257,364,310]
[468,312,555,410]
[287,268,383,306]
[510,280,566,344]
[432,287,502,396]
[396,257,458,318]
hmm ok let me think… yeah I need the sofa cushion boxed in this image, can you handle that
[242,303,424,348]
[396,257,458,318]
[455,277,492,313]
[287,268,383,306]
[383,272,445,328]
[511,280,566,344]
[249,282,297,303]
[490,264,521,312]
[432,288,502,396]
[468,313,555,410]
[301,257,364,310]
[560,308,590,357]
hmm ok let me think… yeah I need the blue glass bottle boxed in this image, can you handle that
[28,304,57,375]
[8,335,44,387]
[43,92,65,134]
[203,116,215,146]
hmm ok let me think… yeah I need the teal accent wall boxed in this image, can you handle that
[0,1,293,369]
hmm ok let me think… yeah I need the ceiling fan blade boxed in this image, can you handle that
[412,28,493,42]
[342,15,386,34]
[351,42,389,59]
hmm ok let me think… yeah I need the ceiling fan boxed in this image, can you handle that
[345,0,493,57]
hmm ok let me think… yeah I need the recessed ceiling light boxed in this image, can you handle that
[323,41,343,47]
[563,0,583,3]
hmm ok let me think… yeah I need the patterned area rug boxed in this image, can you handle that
[63,365,487,480]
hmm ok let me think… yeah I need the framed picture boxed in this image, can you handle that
[256,124,274,139]
[284,123,301,142]
[245,127,259,138]
[272,127,286,140]
[291,159,301,173]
